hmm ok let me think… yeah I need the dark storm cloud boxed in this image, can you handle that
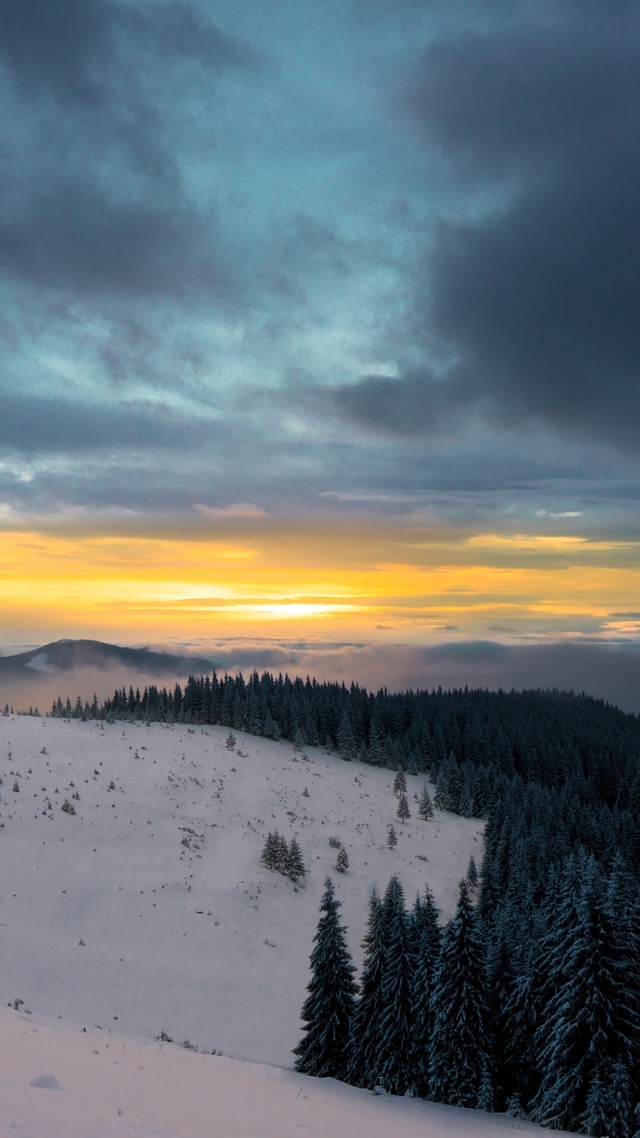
[0,0,255,105]
[337,5,640,450]
[0,181,229,299]
[0,0,118,104]
[0,394,219,455]
[0,0,255,302]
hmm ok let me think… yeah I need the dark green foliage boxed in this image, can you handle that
[337,709,357,761]
[293,878,358,1080]
[466,855,479,888]
[417,784,434,820]
[393,768,407,795]
[396,793,410,823]
[429,880,492,1109]
[531,856,640,1135]
[386,824,397,848]
[336,847,349,873]
[287,835,307,882]
[409,888,441,1098]
[347,888,386,1088]
[376,876,414,1095]
[261,831,306,880]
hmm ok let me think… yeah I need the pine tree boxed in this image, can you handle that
[336,847,349,873]
[466,855,479,889]
[429,879,492,1109]
[337,709,356,762]
[273,832,289,874]
[387,824,398,849]
[367,720,382,765]
[376,876,414,1095]
[409,887,440,1098]
[286,835,307,882]
[606,1062,634,1138]
[393,768,407,795]
[293,878,358,1080]
[260,830,279,870]
[397,793,410,824]
[347,888,386,1088]
[418,784,434,820]
[532,855,638,1134]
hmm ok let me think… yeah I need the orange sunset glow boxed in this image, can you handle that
[2,522,639,647]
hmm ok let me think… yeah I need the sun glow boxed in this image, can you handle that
[1,521,639,646]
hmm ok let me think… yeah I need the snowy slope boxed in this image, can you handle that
[1,716,482,1063]
[0,715,575,1138]
[1,1006,574,1138]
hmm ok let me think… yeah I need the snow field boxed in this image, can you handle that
[0,716,482,1065]
[0,1007,573,1138]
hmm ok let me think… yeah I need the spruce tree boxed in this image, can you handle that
[376,876,414,1095]
[418,784,434,820]
[429,879,492,1109]
[347,888,386,1088]
[293,878,358,1080]
[286,835,307,882]
[397,793,410,824]
[367,720,382,765]
[261,831,278,870]
[393,768,407,795]
[531,855,638,1135]
[337,709,356,761]
[409,887,441,1098]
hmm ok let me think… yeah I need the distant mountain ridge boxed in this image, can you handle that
[0,639,216,682]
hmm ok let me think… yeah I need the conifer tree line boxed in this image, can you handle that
[49,673,640,826]
[295,871,640,1138]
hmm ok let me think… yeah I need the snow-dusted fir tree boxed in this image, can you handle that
[366,719,382,765]
[286,835,307,882]
[397,793,410,824]
[393,768,407,795]
[466,855,479,889]
[429,879,492,1109]
[347,888,386,1088]
[261,831,291,876]
[531,855,639,1136]
[375,875,414,1095]
[337,709,357,762]
[409,887,441,1098]
[417,784,434,820]
[260,831,279,870]
[293,878,358,1081]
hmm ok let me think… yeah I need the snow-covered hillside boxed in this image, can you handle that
[1,715,482,1063]
[1,1006,574,1138]
[0,715,576,1138]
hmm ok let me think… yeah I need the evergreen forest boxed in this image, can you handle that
[49,671,640,1136]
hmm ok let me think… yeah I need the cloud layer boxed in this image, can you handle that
[1,1,639,694]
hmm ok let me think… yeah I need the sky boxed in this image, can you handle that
[1,0,640,704]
